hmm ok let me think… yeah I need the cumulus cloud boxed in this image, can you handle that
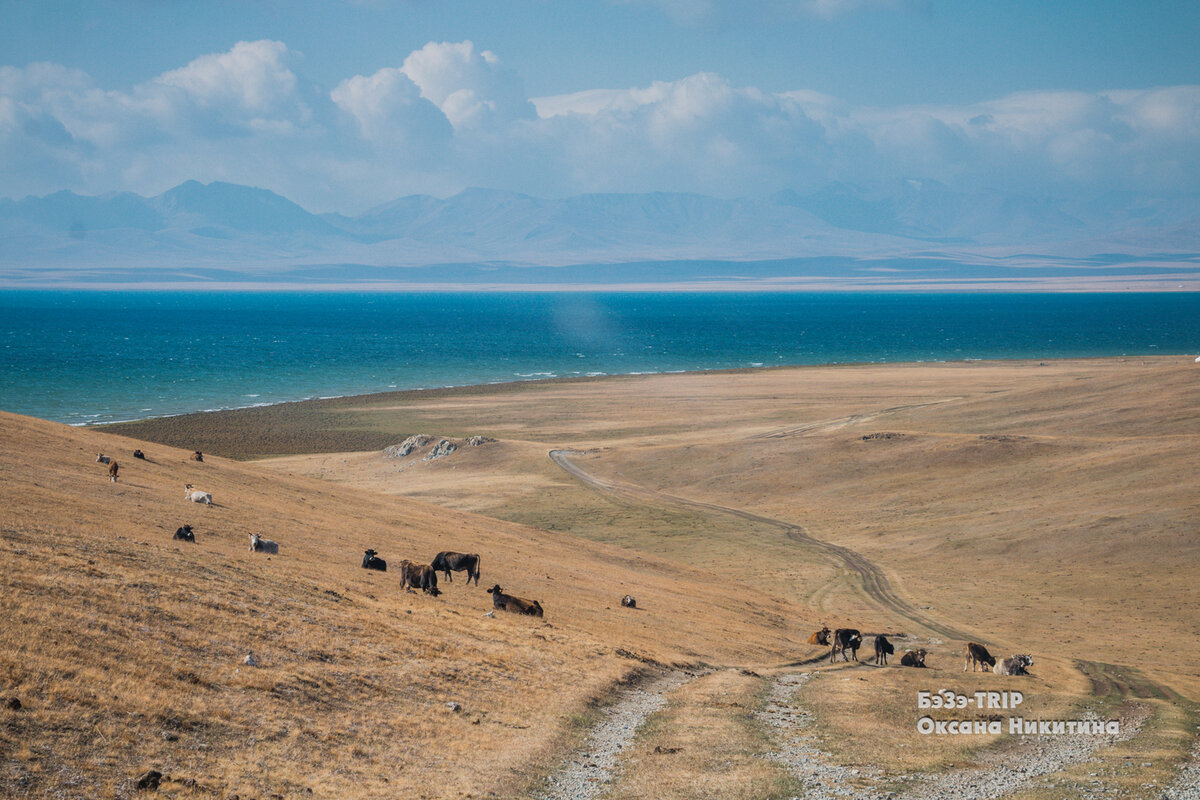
[1,38,1198,212]
[330,67,452,144]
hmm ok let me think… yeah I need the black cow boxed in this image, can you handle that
[901,648,928,667]
[873,634,895,665]
[431,551,481,585]
[133,449,146,460]
[620,595,637,608]
[173,524,195,542]
[361,549,387,572]
[830,628,862,662]
[486,585,543,617]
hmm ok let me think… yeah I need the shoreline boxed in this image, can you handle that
[94,355,1198,461]
[80,354,1144,430]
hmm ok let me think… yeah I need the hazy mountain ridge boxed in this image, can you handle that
[1,180,1197,284]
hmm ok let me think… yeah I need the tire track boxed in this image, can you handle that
[549,448,973,642]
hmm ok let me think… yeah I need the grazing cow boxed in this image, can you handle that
[995,654,1034,676]
[184,484,212,505]
[964,642,997,672]
[830,628,862,662]
[108,461,119,482]
[486,585,543,617]
[807,626,832,646]
[399,560,441,596]
[873,634,895,665]
[96,453,111,464]
[361,549,387,572]
[621,595,637,608]
[901,648,928,667]
[191,451,204,462]
[249,533,278,554]
[173,525,195,542]
[133,449,146,460]
[431,551,481,586]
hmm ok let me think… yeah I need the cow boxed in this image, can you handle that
[249,533,278,554]
[486,585,543,617]
[901,648,928,667]
[873,634,895,665]
[96,453,111,464]
[133,449,146,460]
[807,626,832,646]
[108,461,119,482]
[964,642,997,672]
[830,628,862,662]
[184,484,212,505]
[431,551,481,586]
[361,549,387,572]
[191,451,204,462]
[399,560,441,596]
[995,654,1033,676]
[620,595,637,608]
[173,525,195,542]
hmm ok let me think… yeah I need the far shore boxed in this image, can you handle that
[6,277,1200,292]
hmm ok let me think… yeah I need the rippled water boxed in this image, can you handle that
[2,291,1197,425]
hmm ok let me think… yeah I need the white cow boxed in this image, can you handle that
[249,533,279,554]
[184,484,212,505]
[994,654,1034,676]
[95,453,111,464]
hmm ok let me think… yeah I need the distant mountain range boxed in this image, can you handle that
[1,180,1198,287]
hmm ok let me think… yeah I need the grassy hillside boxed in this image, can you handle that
[0,412,808,799]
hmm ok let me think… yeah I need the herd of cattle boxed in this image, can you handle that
[101,449,550,619]
[101,449,1035,665]
[807,625,1033,675]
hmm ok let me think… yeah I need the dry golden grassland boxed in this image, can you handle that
[92,356,1200,794]
[0,412,809,799]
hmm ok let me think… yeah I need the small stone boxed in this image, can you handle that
[5,697,20,711]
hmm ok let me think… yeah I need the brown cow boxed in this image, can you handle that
[964,642,996,672]
[108,461,119,482]
[900,648,927,667]
[486,585,543,617]
[399,560,441,596]
[807,626,831,646]
[830,628,862,662]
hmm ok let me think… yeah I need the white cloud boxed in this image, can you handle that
[330,67,452,144]
[398,40,535,129]
[1,39,1198,212]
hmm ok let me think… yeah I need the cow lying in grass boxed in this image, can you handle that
[249,533,278,554]
[901,648,927,667]
[995,654,1033,676]
[362,549,387,572]
[807,626,831,646]
[486,585,542,617]
[173,525,195,542]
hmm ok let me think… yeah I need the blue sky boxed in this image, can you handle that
[3,0,1199,213]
